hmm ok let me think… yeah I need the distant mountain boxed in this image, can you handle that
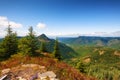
[59,36,120,49]
[38,34,51,42]
[37,34,77,59]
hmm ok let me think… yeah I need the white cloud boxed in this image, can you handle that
[0,16,22,28]
[0,29,5,38]
[37,22,46,29]
[81,31,120,37]
[110,31,120,37]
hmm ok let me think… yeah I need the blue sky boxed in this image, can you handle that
[0,0,120,37]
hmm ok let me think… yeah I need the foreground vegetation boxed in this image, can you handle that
[0,53,95,80]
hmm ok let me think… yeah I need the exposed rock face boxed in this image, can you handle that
[0,64,58,80]
[83,56,91,63]
[99,50,105,55]
[1,68,10,74]
[114,51,120,56]
[84,58,91,63]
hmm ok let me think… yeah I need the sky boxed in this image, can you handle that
[0,0,120,37]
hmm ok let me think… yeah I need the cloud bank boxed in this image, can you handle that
[81,31,120,37]
[0,16,22,28]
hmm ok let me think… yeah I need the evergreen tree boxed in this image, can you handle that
[0,25,18,59]
[53,38,62,60]
[40,42,46,53]
[18,37,30,56]
[27,26,38,56]
[18,26,38,56]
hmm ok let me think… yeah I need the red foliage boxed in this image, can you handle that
[0,56,96,80]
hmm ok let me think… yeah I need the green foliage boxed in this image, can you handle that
[18,26,38,56]
[18,37,30,56]
[53,38,62,60]
[76,61,86,73]
[40,42,46,53]
[37,34,77,59]
[86,64,120,80]
[0,26,18,60]
[65,45,120,80]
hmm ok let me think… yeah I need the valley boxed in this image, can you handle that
[59,36,120,80]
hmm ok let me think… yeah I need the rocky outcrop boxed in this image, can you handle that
[114,51,120,56]
[99,50,105,55]
[0,64,58,80]
[38,71,58,80]
[1,68,10,74]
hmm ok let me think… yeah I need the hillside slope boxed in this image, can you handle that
[37,34,77,59]
[66,46,120,80]
[59,36,120,80]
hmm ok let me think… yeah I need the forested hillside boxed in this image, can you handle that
[37,34,77,59]
[60,36,120,80]
[59,36,120,49]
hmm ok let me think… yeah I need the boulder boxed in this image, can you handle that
[38,71,58,80]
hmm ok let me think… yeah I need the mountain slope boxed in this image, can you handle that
[66,46,120,80]
[37,34,77,59]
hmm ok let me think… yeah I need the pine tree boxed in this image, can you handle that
[27,26,38,56]
[53,38,62,60]
[18,37,30,56]
[0,25,18,59]
[18,26,38,56]
[40,42,46,53]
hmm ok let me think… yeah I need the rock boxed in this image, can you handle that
[0,64,59,80]
[114,51,120,56]
[99,50,105,55]
[21,64,45,69]
[84,58,91,63]
[22,64,39,67]
[17,77,27,80]
[0,75,7,80]
[1,68,10,74]
[38,71,58,80]
[83,56,91,63]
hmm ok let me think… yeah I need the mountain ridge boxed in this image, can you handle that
[59,36,120,49]
[37,34,77,59]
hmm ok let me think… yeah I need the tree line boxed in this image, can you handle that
[0,26,62,61]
